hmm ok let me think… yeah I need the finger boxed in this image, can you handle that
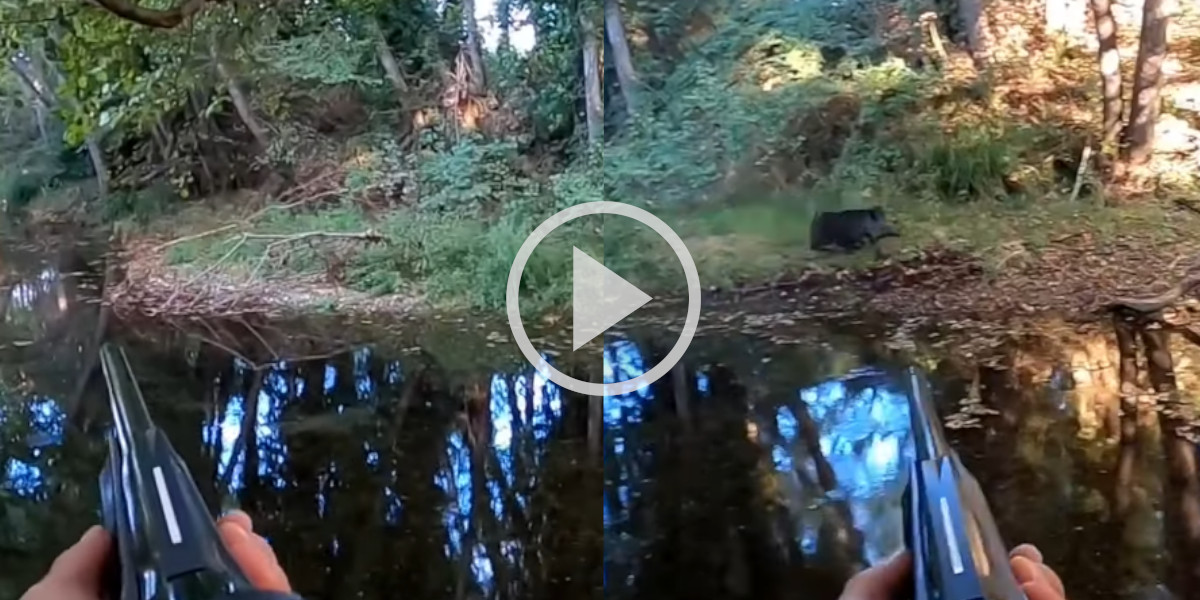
[1010,544,1044,564]
[1037,562,1066,598]
[1011,555,1066,598]
[842,551,912,599]
[247,529,283,564]
[1011,556,1041,585]
[218,521,292,593]
[218,510,255,533]
[1021,578,1065,600]
[44,526,112,590]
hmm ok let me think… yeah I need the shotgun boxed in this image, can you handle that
[902,367,1027,600]
[99,343,301,600]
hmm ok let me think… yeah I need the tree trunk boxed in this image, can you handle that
[461,0,488,94]
[12,69,49,143]
[17,50,110,198]
[497,0,513,47]
[1090,0,1124,145]
[372,19,409,98]
[85,136,109,200]
[958,0,992,66]
[211,40,271,150]
[604,0,639,116]
[580,12,605,145]
[1121,0,1172,164]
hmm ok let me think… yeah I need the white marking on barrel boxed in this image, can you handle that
[153,466,183,545]
[940,496,965,574]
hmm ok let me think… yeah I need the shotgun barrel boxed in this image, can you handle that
[99,343,301,600]
[902,366,1027,600]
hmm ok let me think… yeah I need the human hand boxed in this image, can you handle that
[1009,543,1067,600]
[19,526,111,600]
[837,544,1067,600]
[215,509,294,594]
[20,510,292,600]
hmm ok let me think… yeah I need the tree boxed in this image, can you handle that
[603,0,638,116]
[210,34,271,150]
[1121,0,1173,164]
[462,0,488,93]
[958,0,992,66]
[579,8,603,145]
[1089,0,1123,145]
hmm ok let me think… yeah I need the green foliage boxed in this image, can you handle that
[259,30,380,87]
[603,2,848,205]
[417,137,537,214]
[915,126,1016,202]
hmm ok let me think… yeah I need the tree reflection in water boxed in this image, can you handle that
[603,344,912,600]
[0,255,603,600]
[9,244,1200,600]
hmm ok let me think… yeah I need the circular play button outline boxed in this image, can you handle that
[506,201,702,396]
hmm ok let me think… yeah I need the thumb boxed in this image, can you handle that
[842,550,913,600]
[44,526,112,591]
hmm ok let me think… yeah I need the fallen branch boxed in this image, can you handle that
[249,230,385,278]
[152,223,237,252]
[245,230,384,244]
[1107,270,1200,313]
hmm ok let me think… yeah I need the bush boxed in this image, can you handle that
[417,136,539,214]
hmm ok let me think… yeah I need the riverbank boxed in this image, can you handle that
[106,192,1200,331]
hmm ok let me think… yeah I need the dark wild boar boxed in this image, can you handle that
[809,207,899,252]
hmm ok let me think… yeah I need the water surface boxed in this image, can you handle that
[0,238,1198,600]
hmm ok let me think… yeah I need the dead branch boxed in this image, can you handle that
[152,223,237,252]
[249,230,385,278]
[1107,270,1200,313]
[153,170,388,255]
[245,231,384,244]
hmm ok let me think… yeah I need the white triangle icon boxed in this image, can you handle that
[572,247,652,351]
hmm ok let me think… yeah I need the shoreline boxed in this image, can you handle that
[107,221,1200,336]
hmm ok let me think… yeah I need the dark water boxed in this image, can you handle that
[1,237,1199,600]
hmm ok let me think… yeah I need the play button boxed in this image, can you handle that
[571,248,652,350]
[506,201,702,396]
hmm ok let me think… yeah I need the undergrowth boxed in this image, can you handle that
[126,0,1200,314]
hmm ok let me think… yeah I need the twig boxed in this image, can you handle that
[237,316,279,361]
[246,231,384,243]
[1068,145,1092,202]
[249,230,384,279]
[168,235,249,307]
[152,223,237,252]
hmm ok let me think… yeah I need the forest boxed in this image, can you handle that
[0,0,1198,319]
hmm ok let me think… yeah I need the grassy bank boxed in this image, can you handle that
[125,182,1197,321]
